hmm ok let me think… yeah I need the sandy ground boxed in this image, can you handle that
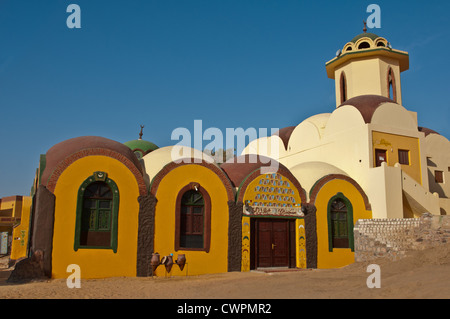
[0,244,449,300]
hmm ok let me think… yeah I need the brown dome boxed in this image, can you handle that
[338,95,397,123]
[221,154,306,203]
[272,126,296,150]
[40,136,145,194]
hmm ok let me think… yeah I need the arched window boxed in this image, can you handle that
[340,72,347,104]
[74,172,119,252]
[327,193,354,251]
[175,183,211,252]
[358,41,370,49]
[387,67,397,102]
[180,190,204,248]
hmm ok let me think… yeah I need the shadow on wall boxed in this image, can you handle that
[427,168,446,199]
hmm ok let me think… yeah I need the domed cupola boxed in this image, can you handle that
[345,32,387,50]
[326,23,409,107]
[124,125,159,159]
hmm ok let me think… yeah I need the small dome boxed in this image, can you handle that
[350,32,380,43]
[124,139,159,159]
[341,32,389,54]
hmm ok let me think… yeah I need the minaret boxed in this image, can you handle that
[325,24,409,107]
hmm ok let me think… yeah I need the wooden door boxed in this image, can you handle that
[256,219,273,268]
[272,220,289,267]
[255,219,293,268]
[375,149,387,167]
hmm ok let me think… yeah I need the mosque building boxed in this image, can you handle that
[3,28,450,279]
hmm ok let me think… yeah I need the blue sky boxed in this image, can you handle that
[0,0,449,198]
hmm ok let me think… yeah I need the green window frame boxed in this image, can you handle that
[74,171,119,253]
[327,193,354,252]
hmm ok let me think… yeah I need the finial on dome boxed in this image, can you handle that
[363,20,367,33]
[139,125,144,140]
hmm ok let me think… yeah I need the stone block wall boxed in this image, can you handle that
[354,213,450,262]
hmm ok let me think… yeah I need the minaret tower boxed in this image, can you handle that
[325,23,409,107]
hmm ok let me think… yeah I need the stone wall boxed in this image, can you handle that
[354,213,450,262]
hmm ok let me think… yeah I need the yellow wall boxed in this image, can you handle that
[334,57,402,107]
[10,196,32,260]
[372,131,422,184]
[0,197,16,211]
[0,196,31,259]
[296,218,307,268]
[314,179,372,269]
[51,156,141,279]
[0,197,18,234]
[153,164,230,277]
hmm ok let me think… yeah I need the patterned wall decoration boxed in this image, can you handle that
[243,173,303,213]
[296,219,307,268]
[241,216,251,272]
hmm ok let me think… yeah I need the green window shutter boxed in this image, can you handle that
[74,172,120,253]
[327,193,354,252]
